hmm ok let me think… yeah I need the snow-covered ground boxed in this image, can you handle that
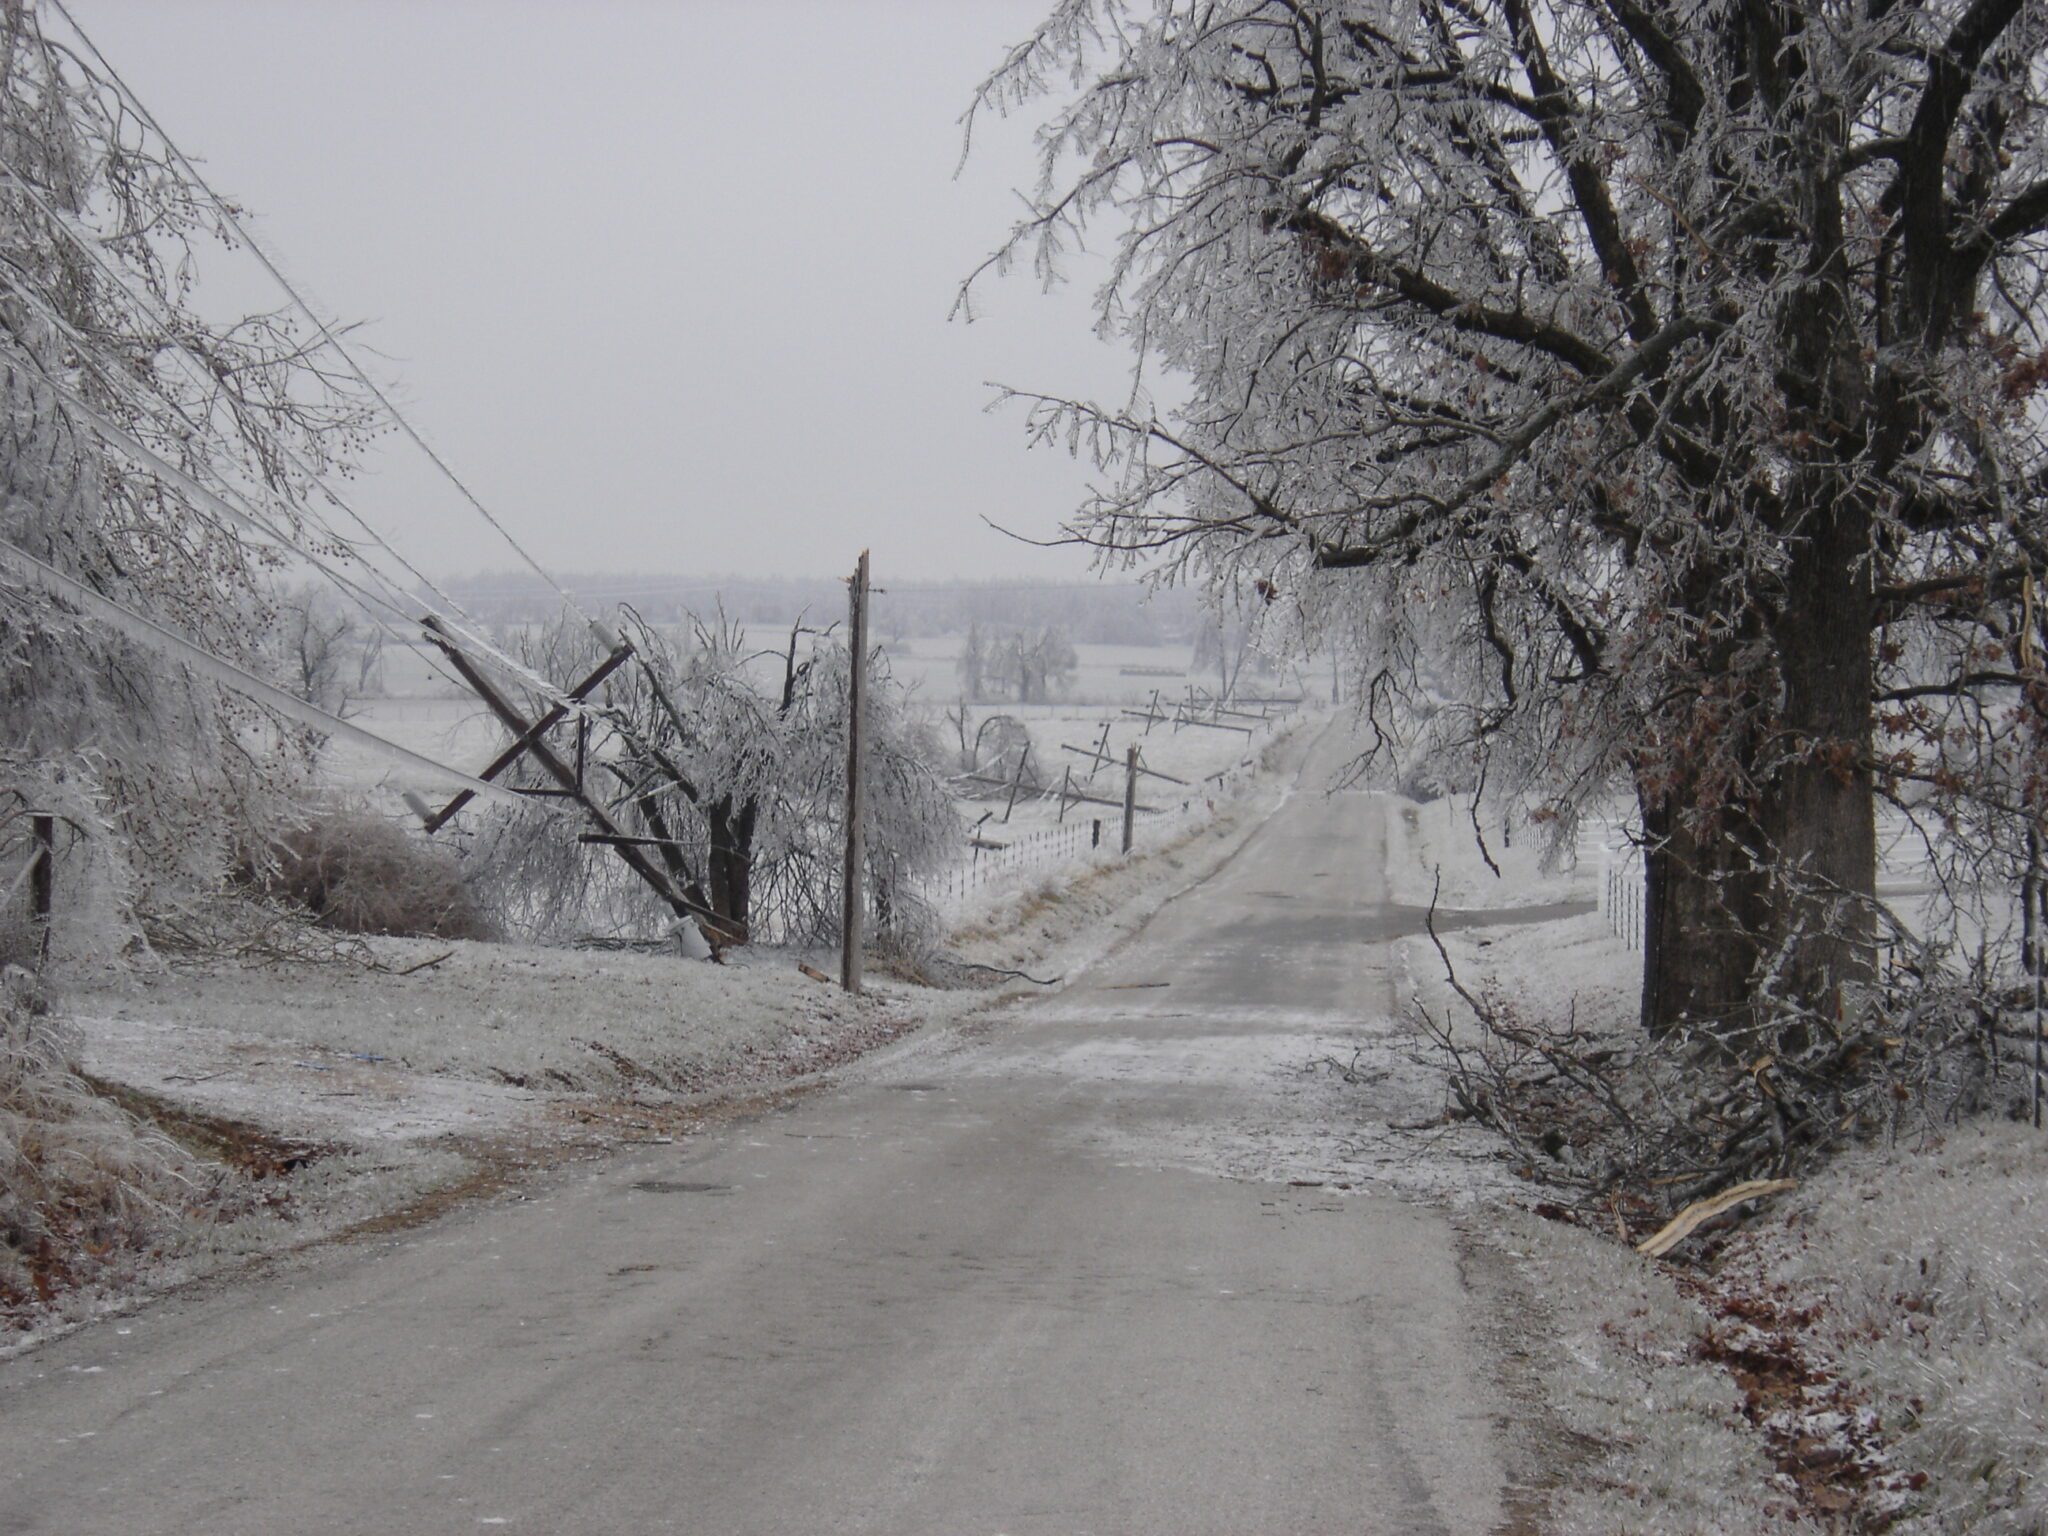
[68,940,913,1130]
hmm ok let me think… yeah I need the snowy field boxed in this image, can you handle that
[324,633,1325,802]
[885,635,1329,708]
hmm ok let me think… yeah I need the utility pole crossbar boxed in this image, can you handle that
[418,643,632,832]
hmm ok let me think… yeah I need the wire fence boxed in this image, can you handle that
[1602,847,1646,952]
[918,705,1292,914]
[919,821,1095,906]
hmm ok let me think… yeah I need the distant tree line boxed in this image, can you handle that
[438,574,1203,646]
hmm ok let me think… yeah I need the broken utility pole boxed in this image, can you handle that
[418,617,740,949]
[419,643,632,832]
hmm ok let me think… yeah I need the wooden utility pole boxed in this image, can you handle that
[1122,745,1138,853]
[841,550,870,994]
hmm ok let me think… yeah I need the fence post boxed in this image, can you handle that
[30,813,53,968]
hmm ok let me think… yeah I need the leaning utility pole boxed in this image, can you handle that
[841,550,870,994]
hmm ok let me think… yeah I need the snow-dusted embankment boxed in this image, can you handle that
[1389,790,2045,1533]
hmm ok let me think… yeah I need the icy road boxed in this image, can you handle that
[0,729,1551,1534]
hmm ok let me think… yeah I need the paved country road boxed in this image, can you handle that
[1,729,1559,1535]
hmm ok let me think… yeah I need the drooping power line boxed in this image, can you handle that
[0,533,533,810]
[0,146,587,713]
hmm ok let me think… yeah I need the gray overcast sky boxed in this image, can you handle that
[73,0,1130,585]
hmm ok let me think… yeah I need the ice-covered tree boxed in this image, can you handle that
[985,625,1078,703]
[273,584,383,732]
[468,610,960,949]
[968,0,2048,1040]
[0,1,378,927]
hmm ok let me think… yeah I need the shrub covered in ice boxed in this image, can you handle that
[246,807,492,941]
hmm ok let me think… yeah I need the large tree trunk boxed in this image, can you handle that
[1762,487,1879,1027]
[1634,554,1776,1040]
[1640,792,1768,1039]
[1752,117,1880,1029]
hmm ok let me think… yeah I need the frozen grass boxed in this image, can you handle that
[1,962,494,1347]
[1482,1207,1825,1534]
[1724,1121,2048,1534]
[70,935,912,1112]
